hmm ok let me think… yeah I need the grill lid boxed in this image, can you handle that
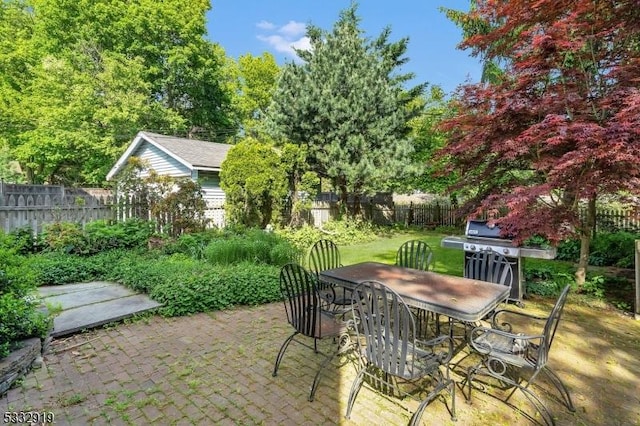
[465,220,511,240]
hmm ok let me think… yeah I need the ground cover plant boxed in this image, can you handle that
[4,218,636,358]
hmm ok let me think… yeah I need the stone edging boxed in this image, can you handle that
[0,337,43,395]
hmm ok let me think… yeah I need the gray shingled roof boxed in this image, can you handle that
[142,131,232,169]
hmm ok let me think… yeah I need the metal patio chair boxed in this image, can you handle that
[464,248,515,303]
[308,239,351,312]
[345,280,456,425]
[272,263,352,402]
[466,285,575,426]
[396,240,434,271]
[396,240,436,338]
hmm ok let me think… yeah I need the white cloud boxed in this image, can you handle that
[291,36,311,52]
[278,20,306,37]
[256,19,310,60]
[256,20,276,30]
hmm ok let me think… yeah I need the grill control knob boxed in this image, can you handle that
[503,248,509,255]
[469,245,476,251]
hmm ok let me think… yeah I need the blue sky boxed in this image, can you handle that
[205,1,483,95]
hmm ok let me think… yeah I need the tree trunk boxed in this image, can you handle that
[338,177,348,219]
[575,196,596,289]
[352,193,362,218]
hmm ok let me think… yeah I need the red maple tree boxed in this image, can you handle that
[438,0,640,286]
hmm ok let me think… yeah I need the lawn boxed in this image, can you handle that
[337,228,636,313]
[338,229,575,278]
[338,230,465,275]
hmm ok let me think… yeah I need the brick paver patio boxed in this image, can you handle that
[2,301,639,425]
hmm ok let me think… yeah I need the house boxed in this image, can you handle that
[106,131,232,227]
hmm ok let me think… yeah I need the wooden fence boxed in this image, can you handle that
[1,182,637,235]
[306,200,640,232]
[0,182,112,234]
[0,182,226,235]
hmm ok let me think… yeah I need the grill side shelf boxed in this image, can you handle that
[519,246,557,259]
[440,236,466,250]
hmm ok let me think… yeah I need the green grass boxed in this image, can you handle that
[338,230,465,276]
[338,229,578,280]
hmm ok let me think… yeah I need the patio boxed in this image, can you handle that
[2,297,639,425]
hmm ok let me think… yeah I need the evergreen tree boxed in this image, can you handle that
[266,3,424,216]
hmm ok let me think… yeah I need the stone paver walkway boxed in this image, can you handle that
[2,301,639,425]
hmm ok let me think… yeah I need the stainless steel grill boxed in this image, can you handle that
[441,220,557,303]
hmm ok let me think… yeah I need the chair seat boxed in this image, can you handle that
[407,344,443,379]
[472,331,539,368]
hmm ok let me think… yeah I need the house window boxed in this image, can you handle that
[199,172,220,188]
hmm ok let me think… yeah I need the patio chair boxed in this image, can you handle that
[396,240,436,337]
[308,239,351,312]
[346,280,456,425]
[464,249,515,303]
[272,263,352,402]
[396,240,434,271]
[465,284,575,426]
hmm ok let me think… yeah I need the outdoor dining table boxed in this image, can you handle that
[319,261,511,323]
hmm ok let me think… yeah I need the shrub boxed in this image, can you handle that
[6,227,41,254]
[525,266,574,297]
[277,219,380,252]
[556,239,580,262]
[41,222,85,254]
[83,218,154,253]
[589,231,637,268]
[0,270,50,359]
[555,231,638,268]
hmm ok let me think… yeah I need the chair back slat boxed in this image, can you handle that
[396,240,433,271]
[352,280,415,378]
[280,263,320,338]
[465,249,514,287]
[308,239,341,274]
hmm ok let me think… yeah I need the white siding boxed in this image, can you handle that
[194,171,226,228]
[127,144,227,228]
[133,143,191,177]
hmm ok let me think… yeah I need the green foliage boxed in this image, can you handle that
[524,266,574,297]
[150,178,209,236]
[266,3,424,216]
[25,252,109,286]
[402,86,458,194]
[161,231,219,260]
[40,219,153,255]
[0,291,50,358]
[277,219,381,254]
[227,52,281,133]
[114,160,209,237]
[582,275,606,299]
[41,222,85,254]
[7,226,40,255]
[220,138,288,228]
[203,229,300,266]
[1,0,233,185]
[589,231,637,268]
[556,231,637,268]
[556,239,581,262]
[150,262,280,317]
[0,263,50,359]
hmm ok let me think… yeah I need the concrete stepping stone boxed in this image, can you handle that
[39,282,162,338]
